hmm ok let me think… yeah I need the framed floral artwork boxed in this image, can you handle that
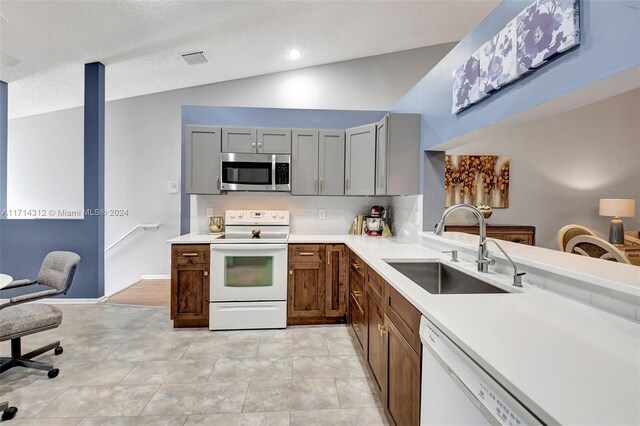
[452,0,580,114]
[444,155,510,208]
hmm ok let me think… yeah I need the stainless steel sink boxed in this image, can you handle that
[385,261,509,294]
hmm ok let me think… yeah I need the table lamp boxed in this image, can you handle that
[599,199,636,244]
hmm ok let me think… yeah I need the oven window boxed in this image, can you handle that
[224,256,273,287]
[222,162,272,185]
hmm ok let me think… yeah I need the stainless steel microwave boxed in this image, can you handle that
[220,153,291,192]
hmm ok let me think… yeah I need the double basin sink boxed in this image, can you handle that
[385,261,512,295]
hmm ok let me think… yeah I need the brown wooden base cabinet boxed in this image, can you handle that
[445,224,536,246]
[348,248,422,426]
[171,244,210,328]
[288,244,347,325]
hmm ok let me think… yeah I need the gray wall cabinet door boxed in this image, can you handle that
[186,126,222,194]
[345,123,376,196]
[375,115,388,195]
[386,113,420,195]
[257,128,292,154]
[291,129,319,195]
[319,130,345,195]
[222,127,257,153]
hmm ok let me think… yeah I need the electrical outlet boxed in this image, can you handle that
[318,209,326,220]
[169,180,180,194]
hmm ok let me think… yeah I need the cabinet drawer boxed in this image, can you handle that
[366,267,385,306]
[172,245,209,265]
[385,284,421,355]
[502,233,533,245]
[350,271,365,311]
[349,251,366,279]
[350,293,366,352]
[289,244,324,263]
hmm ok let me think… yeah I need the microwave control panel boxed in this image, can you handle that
[275,163,289,185]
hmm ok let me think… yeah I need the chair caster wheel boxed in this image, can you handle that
[47,369,59,379]
[2,406,18,421]
[54,346,63,356]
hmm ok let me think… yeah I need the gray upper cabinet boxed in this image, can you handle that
[345,123,376,196]
[257,128,292,154]
[375,116,388,195]
[319,130,345,195]
[291,130,319,195]
[380,113,420,196]
[222,127,257,153]
[186,125,222,194]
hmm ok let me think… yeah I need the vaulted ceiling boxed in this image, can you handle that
[0,0,498,118]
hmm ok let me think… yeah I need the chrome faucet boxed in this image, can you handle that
[434,204,492,273]
[482,239,526,287]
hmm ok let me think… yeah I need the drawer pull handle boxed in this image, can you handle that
[351,263,361,270]
[298,252,315,256]
[181,253,199,257]
[379,324,388,336]
[353,290,362,296]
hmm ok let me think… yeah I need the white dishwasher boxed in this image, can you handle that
[420,316,544,426]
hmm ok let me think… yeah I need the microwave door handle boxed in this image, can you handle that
[272,155,277,190]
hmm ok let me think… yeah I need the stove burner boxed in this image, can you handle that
[251,229,261,238]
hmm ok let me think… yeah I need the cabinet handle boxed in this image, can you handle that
[320,177,323,192]
[314,177,318,193]
[204,271,208,276]
[217,176,221,190]
[298,252,315,256]
[353,290,362,296]
[351,262,361,270]
[258,142,262,149]
[181,253,199,257]
[252,142,256,148]
[379,325,388,336]
[289,269,293,275]
[345,178,349,190]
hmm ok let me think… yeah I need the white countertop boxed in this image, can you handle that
[169,232,640,425]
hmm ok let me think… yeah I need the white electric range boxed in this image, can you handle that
[209,210,289,330]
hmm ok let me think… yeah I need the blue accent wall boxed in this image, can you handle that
[0,63,105,299]
[180,106,388,234]
[393,0,640,149]
[391,0,640,229]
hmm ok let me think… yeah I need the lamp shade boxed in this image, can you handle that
[599,199,636,218]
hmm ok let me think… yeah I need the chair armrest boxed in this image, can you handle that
[0,289,59,310]
[2,279,35,289]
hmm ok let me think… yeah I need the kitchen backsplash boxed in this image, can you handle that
[191,193,391,234]
[389,194,424,240]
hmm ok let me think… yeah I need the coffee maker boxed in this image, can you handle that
[364,206,385,237]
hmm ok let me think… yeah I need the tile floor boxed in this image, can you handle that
[0,304,387,425]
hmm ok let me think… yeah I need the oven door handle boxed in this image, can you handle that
[211,243,288,251]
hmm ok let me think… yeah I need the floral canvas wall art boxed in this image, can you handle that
[444,155,510,208]
[517,0,581,70]
[452,0,580,114]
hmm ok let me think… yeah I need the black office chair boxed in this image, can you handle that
[0,251,81,378]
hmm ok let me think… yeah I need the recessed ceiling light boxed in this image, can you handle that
[287,49,302,60]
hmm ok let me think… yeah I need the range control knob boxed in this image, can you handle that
[230,212,236,218]
[271,212,277,218]
[278,213,285,219]
[238,212,244,218]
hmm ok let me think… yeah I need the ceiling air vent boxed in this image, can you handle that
[181,51,209,66]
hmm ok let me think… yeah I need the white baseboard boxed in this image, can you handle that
[140,275,170,280]
[0,298,102,304]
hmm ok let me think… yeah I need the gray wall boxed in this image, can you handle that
[447,88,640,249]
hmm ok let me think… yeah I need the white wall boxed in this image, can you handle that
[6,107,84,218]
[447,88,640,249]
[104,44,454,295]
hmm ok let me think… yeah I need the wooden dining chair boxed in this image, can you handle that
[556,224,597,252]
[565,235,631,264]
